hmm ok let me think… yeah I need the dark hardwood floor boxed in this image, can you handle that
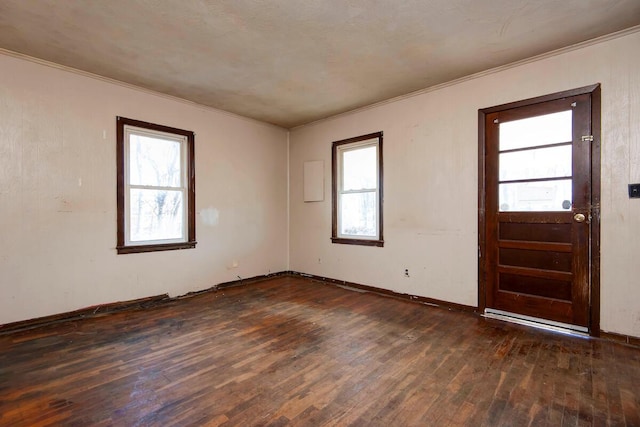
[1,276,639,426]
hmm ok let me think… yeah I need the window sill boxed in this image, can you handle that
[331,237,384,247]
[117,241,197,254]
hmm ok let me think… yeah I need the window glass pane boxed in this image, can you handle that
[499,179,572,212]
[130,189,184,241]
[499,110,572,151]
[340,192,377,237]
[342,145,377,191]
[499,145,572,181]
[129,134,182,187]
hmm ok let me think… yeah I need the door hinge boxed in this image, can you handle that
[581,135,594,142]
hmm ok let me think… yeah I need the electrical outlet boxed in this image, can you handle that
[629,183,640,199]
[404,269,410,277]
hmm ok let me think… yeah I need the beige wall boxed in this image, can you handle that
[0,53,289,325]
[289,30,640,337]
[2,30,638,338]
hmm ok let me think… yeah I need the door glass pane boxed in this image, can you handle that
[342,144,377,191]
[499,179,572,212]
[499,145,572,181]
[130,189,184,241]
[340,192,377,236]
[499,110,572,151]
[129,134,182,187]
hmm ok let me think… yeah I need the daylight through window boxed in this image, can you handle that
[116,117,196,254]
[332,132,383,247]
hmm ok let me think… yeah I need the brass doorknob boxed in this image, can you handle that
[574,213,586,223]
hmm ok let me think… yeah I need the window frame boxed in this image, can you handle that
[331,131,384,247]
[116,116,196,254]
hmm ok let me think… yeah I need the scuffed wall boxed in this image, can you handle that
[0,54,289,325]
[289,31,640,337]
[2,30,639,338]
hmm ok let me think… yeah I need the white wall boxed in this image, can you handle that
[0,53,289,325]
[289,30,640,337]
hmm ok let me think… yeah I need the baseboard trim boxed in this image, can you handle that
[3,271,637,349]
[0,293,170,335]
[599,331,640,348]
[0,271,291,335]
[287,271,477,313]
[175,271,291,298]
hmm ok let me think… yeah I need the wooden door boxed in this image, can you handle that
[479,86,601,330]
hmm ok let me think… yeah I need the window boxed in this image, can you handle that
[332,132,383,247]
[116,117,196,254]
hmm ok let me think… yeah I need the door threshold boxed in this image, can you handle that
[483,308,589,337]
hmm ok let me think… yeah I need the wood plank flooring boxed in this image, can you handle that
[1,276,639,426]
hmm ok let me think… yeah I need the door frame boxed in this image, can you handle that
[478,84,601,336]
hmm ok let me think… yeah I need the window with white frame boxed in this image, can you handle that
[332,132,383,247]
[116,117,196,254]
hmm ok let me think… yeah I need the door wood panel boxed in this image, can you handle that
[478,85,601,331]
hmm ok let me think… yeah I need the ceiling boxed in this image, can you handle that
[1,1,639,129]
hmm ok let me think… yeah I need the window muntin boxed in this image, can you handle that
[497,110,573,212]
[499,145,572,182]
[332,132,383,246]
[117,117,196,254]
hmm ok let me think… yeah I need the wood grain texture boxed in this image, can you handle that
[481,87,600,329]
[1,276,638,426]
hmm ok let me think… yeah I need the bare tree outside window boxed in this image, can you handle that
[332,132,383,247]
[116,117,196,254]
[129,134,184,242]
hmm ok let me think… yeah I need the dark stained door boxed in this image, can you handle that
[481,88,598,328]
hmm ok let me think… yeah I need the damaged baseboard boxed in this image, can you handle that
[600,331,640,348]
[0,293,171,335]
[0,271,293,335]
[3,271,638,349]
[287,271,476,313]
